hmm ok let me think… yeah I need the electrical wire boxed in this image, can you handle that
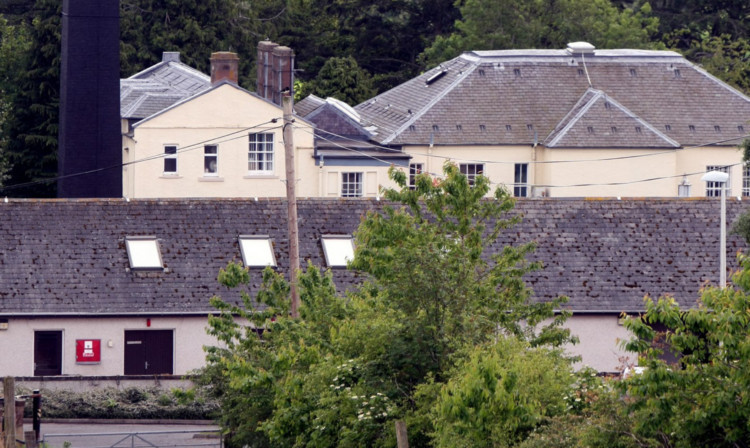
[0,119,281,193]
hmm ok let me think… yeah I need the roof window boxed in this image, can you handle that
[125,236,163,270]
[238,236,276,267]
[425,69,447,85]
[674,69,681,78]
[611,126,617,134]
[604,102,611,110]
[506,125,512,131]
[714,125,721,133]
[689,125,696,133]
[665,124,672,132]
[456,124,463,131]
[578,68,584,77]
[432,124,439,132]
[630,68,637,77]
[409,125,416,132]
[321,235,355,267]
[526,124,533,131]
[739,125,745,133]
[587,126,595,134]
[478,69,485,77]
[479,124,486,132]
[513,68,521,77]
[635,126,642,134]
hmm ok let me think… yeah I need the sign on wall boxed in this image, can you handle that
[75,339,101,364]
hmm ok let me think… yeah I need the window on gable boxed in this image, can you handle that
[125,236,163,270]
[204,145,218,176]
[239,236,276,267]
[164,145,177,175]
[409,163,423,190]
[248,132,274,173]
[341,172,363,197]
[321,235,354,267]
[459,163,484,186]
[706,165,731,197]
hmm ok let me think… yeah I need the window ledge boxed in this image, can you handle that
[159,175,182,179]
[244,174,277,179]
[198,176,224,182]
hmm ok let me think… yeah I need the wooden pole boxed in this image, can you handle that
[3,377,15,448]
[282,94,300,318]
[395,420,409,448]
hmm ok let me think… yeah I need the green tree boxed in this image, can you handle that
[620,254,750,447]
[420,0,659,67]
[0,14,30,186]
[299,56,376,105]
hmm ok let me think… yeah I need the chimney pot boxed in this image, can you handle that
[210,51,240,85]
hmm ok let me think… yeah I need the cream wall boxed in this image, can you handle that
[0,316,217,377]
[404,144,743,198]
[127,84,315,199]
[563,314,635,373]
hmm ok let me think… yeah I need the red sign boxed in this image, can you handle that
[75,339,101,364]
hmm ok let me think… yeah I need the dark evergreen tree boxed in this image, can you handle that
[300,56,376,105]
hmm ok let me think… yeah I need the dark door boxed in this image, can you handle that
[124,330,173,375]
[34,331,62,376]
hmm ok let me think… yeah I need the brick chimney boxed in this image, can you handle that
[210,52,239,85]
[256,41,294,105]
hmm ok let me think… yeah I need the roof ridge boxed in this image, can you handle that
[381,61,478,145]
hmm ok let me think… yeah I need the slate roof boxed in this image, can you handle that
[0,198,745,316]
[120,52,211,120]
[355,47,750,148]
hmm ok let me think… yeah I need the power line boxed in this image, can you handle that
[0,119,281,194]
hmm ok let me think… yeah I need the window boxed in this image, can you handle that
[514,163,528,197]
[506,125,512,131]
[689,125,696,133]
[125,236,163,270]
[743,165,750,197]
[630,68,637,77]
[635,126,642,134]
[204,145,218,175]
[479,124,486,132]
[456,124,463,131]
[674,69,681,78]
[239,236,276,267]
[611,126,618,134]
[321,235,354,267]
[164,145,177,175]
[341,172,363,197]
[587,126,595,134]
[665,124,672,132]
[706,165,730,197]
[248,133,274,173]
[513,68,521,77]
[714,125,721,133]
[432,124,439,132]
[460,163,484,186]
[409,163,423,190]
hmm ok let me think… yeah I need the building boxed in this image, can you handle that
[353,42,750,198]
[0,197,745,380]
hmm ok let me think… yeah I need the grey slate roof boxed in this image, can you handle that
[355,48,750,148]
[120,52,211,120]
[0,198,745,316]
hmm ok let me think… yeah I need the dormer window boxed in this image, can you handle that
[125,236,163,270]
[321,235,355,267]
[239,236,276,267]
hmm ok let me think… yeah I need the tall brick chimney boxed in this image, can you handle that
[210,52,240,85]
[58,0,121,198]
[256,41,294,105]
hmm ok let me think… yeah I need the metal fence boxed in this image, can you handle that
[42,429,223,448]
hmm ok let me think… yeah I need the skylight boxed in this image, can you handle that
[125,236,163,270]
[239,236,276,267]
[321,235,355,267]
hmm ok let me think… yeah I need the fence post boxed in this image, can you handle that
[395,420,409,448]
[3,377,15,448]
[32,390,40,442]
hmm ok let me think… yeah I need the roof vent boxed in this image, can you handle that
[566,42,595,55]
[162,52,180,63]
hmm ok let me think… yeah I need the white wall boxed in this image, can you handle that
[563,314,635,373]
[0,316,217,377]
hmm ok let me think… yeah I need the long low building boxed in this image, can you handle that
[0,197,745,377]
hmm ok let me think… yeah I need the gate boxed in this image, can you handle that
[42,429,223,448]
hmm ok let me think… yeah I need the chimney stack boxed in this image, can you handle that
[210,52,239,85]
[256,41,295,105]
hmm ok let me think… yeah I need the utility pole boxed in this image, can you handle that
[283,94,300,317]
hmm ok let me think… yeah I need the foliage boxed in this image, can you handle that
[299,56,376,105]
[428,338,573,448]
[619,254,750,447]
[19,386,218,420]
[0,14,30,186]
[420,0,660,67]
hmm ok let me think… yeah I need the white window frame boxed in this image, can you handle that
[163,145,177,175]
[248,133,274,174]
[459,163,484,186]
[743,164,750,197]
[238,236,276,267]
[409,163,423,190]
[341,172,363,197]
[706,165,731,197]
[321,235,355,267]
[125,236,163,270]
[514,163,528,197]
[204,145,218,176]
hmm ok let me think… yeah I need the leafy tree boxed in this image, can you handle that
[299,56,376,105]
[0,14,30,186]
[0,0,59,197]
[619,255,750,447]
[420,0,659,67]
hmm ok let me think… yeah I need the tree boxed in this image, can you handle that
[619,255,750,447]
[203,163,573,447]
[420,0,660,67]
[0,14,30,186]
[299,56,376,105]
